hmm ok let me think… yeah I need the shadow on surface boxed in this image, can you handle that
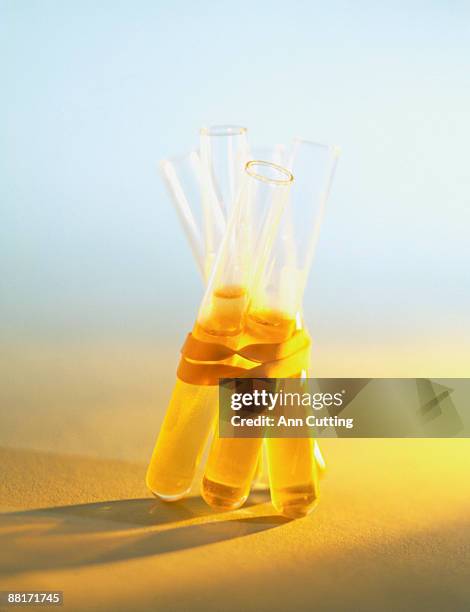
[0,491,288,575]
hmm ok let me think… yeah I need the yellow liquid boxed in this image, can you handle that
[267,437,319,518]
[199,285,248,336]
[202,438,262,510]
[249,309,319,518]
[146,285,247,501]
[146,380,217,500]
[245,308,296,341]
[201,308,295,511]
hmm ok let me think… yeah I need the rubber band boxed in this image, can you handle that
[177,330,311,385]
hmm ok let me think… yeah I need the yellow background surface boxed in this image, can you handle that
[1,438,469,611]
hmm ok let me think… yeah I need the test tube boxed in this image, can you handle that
[201,160,295,510]
[146,160,292,501]
[246,139,326,478]
[264,139,340,518]
[245,144,326,487]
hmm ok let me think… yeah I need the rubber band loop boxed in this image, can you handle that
[177,330,311,385]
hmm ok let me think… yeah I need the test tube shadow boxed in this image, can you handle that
[0,492,288,576]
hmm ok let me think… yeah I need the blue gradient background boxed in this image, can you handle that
[1,1,469,459]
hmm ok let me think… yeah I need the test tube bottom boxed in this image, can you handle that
[201,476,248,511]
[267,437,319,518]
[271,484,318,518]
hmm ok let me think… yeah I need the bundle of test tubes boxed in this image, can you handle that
[147,126,340,518]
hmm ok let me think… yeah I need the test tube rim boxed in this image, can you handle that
[245,160,294,186]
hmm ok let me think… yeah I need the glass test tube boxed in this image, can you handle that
[201,161,295,511]
[265,139,340,518]
[245,144,326,485]
[146,160,290,501]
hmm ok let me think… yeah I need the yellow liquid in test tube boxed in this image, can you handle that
[249,311,319,517]
[202,437,263,510]
[266,436,318,518]
[146,380,218,500]
[200,285,248,336]
[202,309,296,511]
[146,286,247,500]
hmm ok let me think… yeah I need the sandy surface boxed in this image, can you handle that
[1,339,469,610]
[1,439,469,612]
